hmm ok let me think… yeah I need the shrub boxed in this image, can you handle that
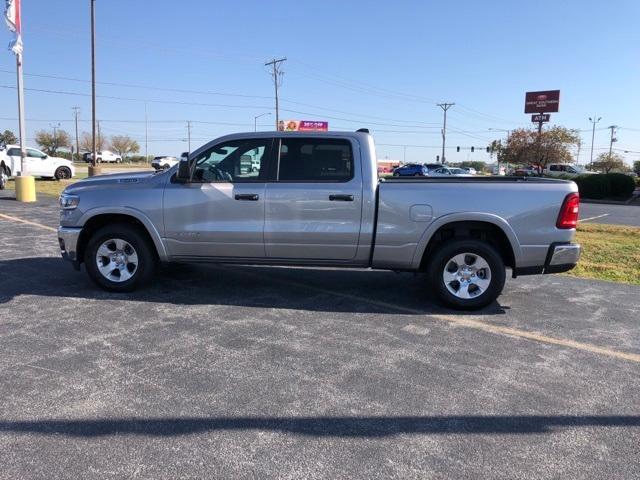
[607,173,636,198]
[574,173,636,200]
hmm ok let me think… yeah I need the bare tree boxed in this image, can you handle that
[79,131,105,152]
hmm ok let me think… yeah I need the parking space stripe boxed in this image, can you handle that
[0,213,57,232]
[579,213,609,223]
[229,267,640,364]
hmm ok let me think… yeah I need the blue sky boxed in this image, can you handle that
[1,0,639,165]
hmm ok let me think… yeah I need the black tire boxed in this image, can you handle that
[84,223,156,292]
[393,172,399,176]
[426,239,505,310]
[54,166,72,180]
[414,172,421,176]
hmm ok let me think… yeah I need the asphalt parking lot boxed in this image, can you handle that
[580,201,640,227]
[1,192,639,479]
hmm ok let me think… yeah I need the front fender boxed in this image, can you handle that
[78,206,169,261]
[410,212,523,269]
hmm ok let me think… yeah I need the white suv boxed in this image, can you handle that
[88,150,122,163]
[151,156,179,170]
[545,164,597,177]
[0,145,75,179]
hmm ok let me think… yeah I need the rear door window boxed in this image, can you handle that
[278,138,354,182]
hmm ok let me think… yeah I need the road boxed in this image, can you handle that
[0,192,639,479]
[580,202,640,227]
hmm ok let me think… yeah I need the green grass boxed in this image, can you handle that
[567,223,640,285]
[5,173,88,197]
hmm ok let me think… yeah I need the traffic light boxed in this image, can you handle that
[456,146,460,152]
[486,146,490,153]
[436,155,440,162]
[471,146,475,152]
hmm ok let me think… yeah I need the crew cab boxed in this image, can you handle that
[0,145,75,179]
[57,131,581,309]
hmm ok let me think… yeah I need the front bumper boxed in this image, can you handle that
[58,226,82,267]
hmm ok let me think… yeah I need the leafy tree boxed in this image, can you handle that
[35,129,71,156]
[592,152,625,173]
[109,135,140,160]
[633,160,640,175]
[79,131,105,152]
[496,126,580,173]
[0,129,17,146]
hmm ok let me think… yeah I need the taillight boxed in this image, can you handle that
[557,192,580,229]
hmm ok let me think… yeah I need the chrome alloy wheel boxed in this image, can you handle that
[442,252,492,299]
[95,238,139,282]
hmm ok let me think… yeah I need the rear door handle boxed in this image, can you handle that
[329,194,354,201]
[234,193,259,201]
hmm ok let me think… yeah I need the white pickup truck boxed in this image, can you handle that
[57,130,581,309]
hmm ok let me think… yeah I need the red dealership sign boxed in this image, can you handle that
[524,90,560,113]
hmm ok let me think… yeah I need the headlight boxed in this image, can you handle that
[59,193,80,210]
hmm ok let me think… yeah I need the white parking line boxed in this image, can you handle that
[579,213,609,223]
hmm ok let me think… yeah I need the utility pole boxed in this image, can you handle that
[97,120,101,151]
[72,107,80,162]
[588,116,601,169]
[265,57,286,129]
[186,120,192,152]
[90,0,97,171]
[608,125,617,156]
[437,103,454,164]
[144,102,148,161]
[49,122,61,153]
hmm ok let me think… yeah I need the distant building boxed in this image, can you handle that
[377,159,400,175]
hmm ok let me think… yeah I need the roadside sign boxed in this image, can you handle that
[278,120,329,132]
[524,90,560,113]
[531,114,550,123]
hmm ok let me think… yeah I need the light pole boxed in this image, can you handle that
[254,112,271,132]
[488,128,511,173]
[588,116,601,169]
[90,0,98,174]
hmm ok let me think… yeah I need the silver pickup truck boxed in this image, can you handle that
[58,130,581,309]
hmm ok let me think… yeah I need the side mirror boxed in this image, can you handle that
[175,159,191,183]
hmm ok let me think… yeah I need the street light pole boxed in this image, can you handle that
[254,112,271,132]
[265,58,286,129]
[588,116,601,169]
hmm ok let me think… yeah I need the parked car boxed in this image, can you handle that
[0,145,75,179]
[461,167,477,175]
[87,150,122,163]
[544,164,597,177]
[179,152,189,162]
[429,167,473,177]
[151,156,179,170]
[512,166,538,177]
[393,163,428,176]
[423,163,442,173]
[57,130,581,310]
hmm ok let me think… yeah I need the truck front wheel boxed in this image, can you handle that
[84,223,156,292]
[427,239,505,310]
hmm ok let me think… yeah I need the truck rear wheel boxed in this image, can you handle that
[427,239,505,310]
[84,223,156,292]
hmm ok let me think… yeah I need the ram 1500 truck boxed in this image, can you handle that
[57,131,581,309]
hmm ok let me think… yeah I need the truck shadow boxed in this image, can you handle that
[0,415,636,438]
[0,257,508,316]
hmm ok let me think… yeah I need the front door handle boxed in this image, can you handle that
[329,194,354,201]
[234,193,259,201]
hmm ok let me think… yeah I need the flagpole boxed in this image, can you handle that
[16,51,26,175]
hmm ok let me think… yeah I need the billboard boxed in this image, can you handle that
[278,120,329,132]
[524,90,560,113]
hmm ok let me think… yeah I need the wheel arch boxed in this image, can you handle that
[77,209,168,263]
[413,214,521,271]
